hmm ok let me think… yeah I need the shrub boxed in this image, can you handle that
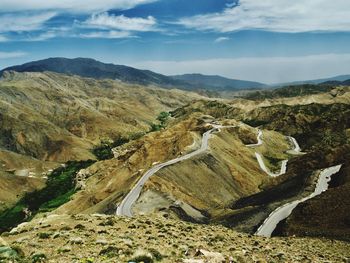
[31,253,47,262]
[37,232,51,239]
[129,255,153,263]
[149,248,163,261]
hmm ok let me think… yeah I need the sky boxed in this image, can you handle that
[0,0,350,84]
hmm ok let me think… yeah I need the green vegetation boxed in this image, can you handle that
[150,111,171,132]
[149,111,171,132]
[93,131,147,161]
[157,111,170,124]
[0,160,95,232]
[93,137,129,160]
[0,246,24,261]
[31,253,47,263]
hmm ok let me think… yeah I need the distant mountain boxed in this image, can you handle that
[1,58,267,92]
[243,84,336,100]
[321,79,350,86]
[170,73,266,90]
[0,57,188,88]
[274,74,350,87]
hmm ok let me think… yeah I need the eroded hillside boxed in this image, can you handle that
[0,71,202,212]
[1,73,349,262]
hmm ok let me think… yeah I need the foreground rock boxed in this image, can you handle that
[1,214,349,262]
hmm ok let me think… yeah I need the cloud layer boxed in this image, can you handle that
[178,0,350,33]
[0,12,56,33]
[80,30,132,39]
[0,0,158,13]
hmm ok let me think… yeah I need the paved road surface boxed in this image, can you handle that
[255,152,288,177]
[255,164,342,237]
[246,130,263,147]
[247,130,301,177]
[116,124,235,217]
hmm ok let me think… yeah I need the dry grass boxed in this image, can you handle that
[2,214,349,262]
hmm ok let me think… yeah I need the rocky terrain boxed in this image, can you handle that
[276,157,350,241]
[0,69,349,262]
[1,214,349,262]
[0,71,202,162]
[0,70,202,213]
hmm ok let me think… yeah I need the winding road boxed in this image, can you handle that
[246,130,263,147]
[255,153,288,177]
[117,122,337,239]
[116,124,235,217]
[247,130,302,177]
[287,136,302,153]
[255,164,342,237]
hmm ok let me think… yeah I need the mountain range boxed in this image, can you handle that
[0,57,186,88]
[275,74,350,86]
[0,58,350,262]
[2,58,350,92]
[0,58,266,91]
[0,58,265,91]
[171,73,266,90]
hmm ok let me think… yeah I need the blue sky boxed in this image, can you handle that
[0,0,350,83]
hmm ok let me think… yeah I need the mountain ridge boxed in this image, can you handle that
[0,57,189,89]
[1,58,267,92]
[170,73,266,90]
[273,74,350,87]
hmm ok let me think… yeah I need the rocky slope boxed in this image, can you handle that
[0,69,349,262]
[163,97,350,236]
[136,122,291,224]
[276,155,350,241]
[1,214,349,262]
[0,71,201,212]
[0,71,202,162]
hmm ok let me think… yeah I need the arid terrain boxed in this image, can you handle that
[0,71,202,212]
[0,67,349,262]
[2,214,350,263]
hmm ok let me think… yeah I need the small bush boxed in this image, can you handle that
[150,123,162,132]
[99,246,119,258]
[129,255,153,263]
[31,253,47,262]
[37,232,51,239]
[149,248,163,261]
[74,224,86,230]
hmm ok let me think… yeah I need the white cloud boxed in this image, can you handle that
[177,0,350,33]
[0,35,8,42]
[0,12,56,32]
[128,53,350,84]
[82,12,157,32]
[214,37,230,43]
[80,30,133,39]
[0,51,27,59]
[0,0,158,13]
[24,31,58,41]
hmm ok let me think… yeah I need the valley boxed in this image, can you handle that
[0,63,349,262]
